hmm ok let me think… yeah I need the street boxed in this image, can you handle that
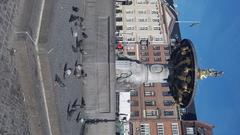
[45,0,116,134]
[12,0,116,134]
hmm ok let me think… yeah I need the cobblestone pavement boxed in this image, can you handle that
[0,0,30,134]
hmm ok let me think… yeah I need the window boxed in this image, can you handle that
[140,123,150,135]
[140,37,148,41]
[130,90,138,96]
[126,17,134,22]
[126,26,135,30]
[152,10,158,14]
[116,9,122,13]
[157,123,164,135]
[131,111,139,117]
[165,55,170,61]
[131,100,139,106]
[164,111,174,116]
[144,83,154,87]
[153,51,161,56]
[117,36,123,41]
[125,10,134,14]
[122,1,133,5]
[139,26,148,30]
[149,0,157,4]
[155,37,163,41]
[138,18,148,22]
[126,46,135,50]
[161,83,169,87]
[145,109,158,117]
[126,37,135,41]
[153,45,160,50]
[163,100,174,106]
[116,17,122,22]
[145,100,156,106]
[154,26,161,30]
[154,57,161,62]
[141,45,147,50]
[127,52,136,56]
[164,52,170,57]
[164,46,170,51]
[186,127,194,135]
[144,91,155,96]
[141,51,149,56]
[197,127,207,135]
[162,91,172,96]
[138,10,147,14]
[137,0,148,5]
[150,1,157,4]
[171,123,179,135]
[141,57,149,62]
[152,18,160,22]
[116,25,123,30]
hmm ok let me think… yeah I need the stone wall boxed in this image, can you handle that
[0,0,30,134]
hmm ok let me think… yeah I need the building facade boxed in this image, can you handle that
[116,0,176,61]
[131,120,182,135]
[181,121,214,135]
[115,0,181,134]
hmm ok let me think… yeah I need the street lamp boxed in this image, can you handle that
[175,21,200,27]
[15,31,37,46]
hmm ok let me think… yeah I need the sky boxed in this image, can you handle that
[176,0,240,134]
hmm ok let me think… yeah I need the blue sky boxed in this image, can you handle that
[176,0,240,134]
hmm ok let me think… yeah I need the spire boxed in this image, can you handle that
[198,69,224,80]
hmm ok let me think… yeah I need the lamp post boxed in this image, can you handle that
[15,31,37,46]
[175,21,200,27]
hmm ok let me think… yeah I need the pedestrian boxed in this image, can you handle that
[55,74,65,87]
[82,32,88,39]
[69,14,79,22]
[81,70,87,77]
[72,6,79,12]
[79,48,88,55]
[72,45,78,53]
[76,37,83,48]
[79,17,84,22]
[76,111,81,122]
[63,63,72,79]
[67,102,77,121]
[70,27,74,35]
[81,97,86,108]
[75,65,87,78]
[72,98,80,109]
[74,60,83,78]
[9,48,16,56]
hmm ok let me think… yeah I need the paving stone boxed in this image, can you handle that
[0,0,30,134]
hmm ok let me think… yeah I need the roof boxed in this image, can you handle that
[164,0,182,40]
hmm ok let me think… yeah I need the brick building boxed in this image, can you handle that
[181,121,214,135]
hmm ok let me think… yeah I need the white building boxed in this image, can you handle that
[116,0,176,49]
[118,92,131,135]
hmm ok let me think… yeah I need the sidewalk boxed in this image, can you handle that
[12,0,61,135]
[0,0,31,135]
